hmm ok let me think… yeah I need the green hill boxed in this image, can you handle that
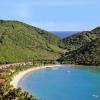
[59,27,100,66]
[60,38,100,65]
[0,20,62,64]
[63,27,100,52]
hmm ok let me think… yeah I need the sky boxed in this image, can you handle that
[0,0,100,31]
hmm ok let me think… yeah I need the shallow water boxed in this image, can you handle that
[18,66,100,100]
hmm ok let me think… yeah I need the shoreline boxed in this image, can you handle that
[10,65,61,88]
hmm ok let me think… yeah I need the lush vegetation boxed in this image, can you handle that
[0,20,63,64]
[59,27,100,66]
[0,65,37,100]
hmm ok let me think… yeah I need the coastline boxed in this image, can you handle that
[10,65,61,88]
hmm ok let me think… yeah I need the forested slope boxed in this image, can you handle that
[0,20,62,64]
[60,27,100,66]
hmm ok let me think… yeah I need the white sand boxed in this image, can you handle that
[10,65,61,88]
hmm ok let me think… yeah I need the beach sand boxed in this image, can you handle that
[10,65,61,88]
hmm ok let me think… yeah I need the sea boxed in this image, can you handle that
[18,65,100,100]
[51,31,79,38]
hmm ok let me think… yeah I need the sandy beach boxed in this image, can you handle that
[10,65,61,88]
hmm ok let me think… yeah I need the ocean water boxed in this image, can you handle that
[18,66,100,100]
[51,31,78,38]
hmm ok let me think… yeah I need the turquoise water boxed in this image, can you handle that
[18,66,100,100]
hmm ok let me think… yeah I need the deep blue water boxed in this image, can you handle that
[18,66,100,100]
[51,31,78,38]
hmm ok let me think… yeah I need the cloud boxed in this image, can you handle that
[15,6,31,19]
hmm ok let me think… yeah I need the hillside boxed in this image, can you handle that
[60,38,100,65]
[0,20,62,64]
[63,27,100,52]
[59,28,100,66]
